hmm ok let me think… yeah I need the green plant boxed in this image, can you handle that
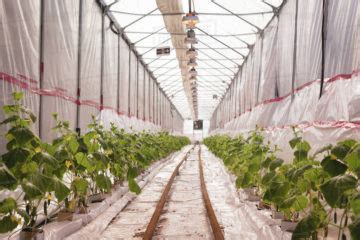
[204,129,360,240]
[0,91,190,235]
[0,92,69,233]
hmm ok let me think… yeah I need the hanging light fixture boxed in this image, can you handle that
[184,29,198,44]
[186,46,198,59]
[182,0,199,29]
[191,81,197,87]
[189,67,198,77]
[188,59,198,67]
[182,13,199,29]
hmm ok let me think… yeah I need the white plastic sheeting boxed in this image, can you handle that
[202,146,291,240]
[0,0,184,153]
[0,0,41,153]
[210,0,360,160]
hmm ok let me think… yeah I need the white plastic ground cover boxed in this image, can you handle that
[65,146,192,240]
[154,145,213,239]
[210,73,360,161]
[201,145,291,240]
[1,148,187,240]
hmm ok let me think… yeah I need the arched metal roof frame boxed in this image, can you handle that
[102,0,285,119]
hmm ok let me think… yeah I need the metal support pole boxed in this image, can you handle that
[136,58,139,118]
[116,34,121,112]
[128,48,132,115]
[76,0,83,132]
[319,0,328,98]
[143,67,146,120]
[291,0,299,99]
[38,0,45,138]
[100,11,105,111]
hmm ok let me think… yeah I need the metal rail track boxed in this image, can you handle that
[143,145,224,240]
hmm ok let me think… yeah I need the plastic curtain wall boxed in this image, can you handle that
[209,0,360,161]
[0,0,184,154]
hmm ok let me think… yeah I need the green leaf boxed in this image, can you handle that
[3,105,19,114]
[52,178,70,202]
[0,163,17,190]
[2,148,31,169]
[127,168,138,179]
[20,161,38,174]
[344,146,360,172]
[71,178,88,196]
[349,217,360,240]
[21,182,43,200]
[33,152,59,169]
[128,178,141,194]
[292,195,309,211]
[294,150,308,162]
[297,141,311,152]
[321,156,348,176]
[16,209,30,225]
[292,211,324,240]
[9,127,35,145]
[30,174,51,193]
[331,145,351,160]
[69,138,79,154]
[0,198,17,214]
[320,174,357,208]
[261,171,275,186]
[269,158,283,171]
[350,193,360,215]
[95,174,111,192]
[0,115,20,125]
[0,215,19,233]
[75,152,93,171]
[12,92,24,101]
[289,137,301,149]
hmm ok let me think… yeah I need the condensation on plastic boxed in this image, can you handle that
[295,0,322,88]
[129,52,137,117]
[211,74,360,162]
[41,0,79,142]
[276,0,296,96]
[103,16,119,110]
[258,18,278,103]
[137,64,145,120]
[0,0,184,156]
[118,36,130,115]
[0,0,41,153]
[325,0,359,78]
[210,0,360,161]
[202,146,291,240]
[78,0,102,131]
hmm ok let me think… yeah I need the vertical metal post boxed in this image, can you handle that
[319,0,328,98]
[76,0,83,133]
[148,72,151,121]
[136,58,139,118]
[128,49,131,116]
[38,0,45,138]
[142,67,147,121]
[153,80,155,124]
[291,0,299,98]
[100,9,105,111]
[116,34,121,112]
[256,36,264,105]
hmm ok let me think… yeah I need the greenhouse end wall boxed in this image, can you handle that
[0,0,184,154]
[209,0,360,161]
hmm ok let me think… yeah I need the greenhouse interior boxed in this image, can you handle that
[0,0,359,239]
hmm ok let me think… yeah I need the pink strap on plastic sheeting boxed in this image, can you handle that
[240,69,360,116]
[262,120,360,132]
[0,71,128,116]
